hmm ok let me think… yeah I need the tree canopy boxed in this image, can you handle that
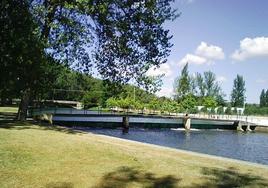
[1,0,178,120]
[30,0,178,85]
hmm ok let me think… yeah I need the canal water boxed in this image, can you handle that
[73,127,268,165]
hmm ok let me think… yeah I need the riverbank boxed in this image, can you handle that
[1,122,268,187]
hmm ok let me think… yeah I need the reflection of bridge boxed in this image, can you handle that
[30,108,268,131]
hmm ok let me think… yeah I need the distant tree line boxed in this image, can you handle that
[173,63,246,112]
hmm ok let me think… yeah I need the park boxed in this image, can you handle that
[1,0,268,187]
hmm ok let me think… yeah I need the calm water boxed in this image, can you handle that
[74,127,268,165]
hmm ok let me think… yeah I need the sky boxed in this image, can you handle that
[147,0,268,103]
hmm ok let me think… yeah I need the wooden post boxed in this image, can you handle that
[122,116,129,133]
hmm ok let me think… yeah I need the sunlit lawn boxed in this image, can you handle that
[0,106,18,113]
[0,121,268,188]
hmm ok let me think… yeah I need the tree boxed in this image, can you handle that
[106,97,118,108]
[260,89,266,107]
[265,90,268,107]
[194,71,225,105]
[148,98,161,112]
[195,72,205,97]
[179,94,197,112]
[231,75,246,107]
[0,0,58,119]
[203,96,218,109]
[82,90,103,109]
[203,71,222,98]
[174,63,191,100]
[2,0,178,120]
[30,0,177,83]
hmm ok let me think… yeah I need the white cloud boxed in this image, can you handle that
[231,37,268,61]
[216,76,227,83]
[178,42,225,67]
[146,63,172,77]
[179,53,210,66]
[196,42,225,60]
[256,79,267,84]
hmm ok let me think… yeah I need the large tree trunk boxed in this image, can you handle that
[17,88,31,121]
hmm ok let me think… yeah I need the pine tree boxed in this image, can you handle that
[231,75,246,107]
[260,89,266,107]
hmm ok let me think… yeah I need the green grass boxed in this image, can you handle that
[0,106,18,113]
[0,121,268,188]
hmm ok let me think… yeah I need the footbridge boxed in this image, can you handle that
[29,108,266,131]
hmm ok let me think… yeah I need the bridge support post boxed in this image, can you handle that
[235,121,244,131]
[246,124,252,132]
[184,114,191,130]
[122,116,129,133]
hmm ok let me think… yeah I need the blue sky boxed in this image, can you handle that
[148,0,268,103]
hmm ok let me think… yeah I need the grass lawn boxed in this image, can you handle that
[0,106,18,113]
[0,121,268,188]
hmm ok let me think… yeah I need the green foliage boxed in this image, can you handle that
[217,107,224,114]
[158,99,181,113]
[115,97,137,110]
[203,96,218,109]
[179,94,197,112]
[266,90,268,107]
[203,71,221,97]
[106,97,118,108]
[82,90,103,109]
[231,75,246,107]
[1,0,177,118]
[244,104,268,115]
[259,89,266,107]
[173,68,225,110]
[135,101,145,111]
[30,0,177,87]
[225,107,232,115]
[259,89,268,107]
[148,98,161,111]
[174,63,191,100]
[200,107,207,113]
[195,73,206,97]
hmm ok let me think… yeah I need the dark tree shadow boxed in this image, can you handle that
[0,118,85,135]
[92,166,181,188]
[0,112,17,122]
[187,166,268,188]
[0,111,84,135]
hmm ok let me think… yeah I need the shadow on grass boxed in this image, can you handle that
[0,120,84,135]
[0,112,17,120]
[93,166,180,188]
[187,166,268,188]
[94,166,268,188]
